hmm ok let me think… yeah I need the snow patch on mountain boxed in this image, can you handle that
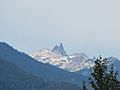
[29,43,120,80]
[29,44,94,72]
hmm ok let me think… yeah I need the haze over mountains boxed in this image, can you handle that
[30,43,120,78]
[0,42,120,90]
[0,42,85,90]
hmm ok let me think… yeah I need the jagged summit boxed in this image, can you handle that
[30,43,93,72]
[52,43,67,56]
[29,43,120,75]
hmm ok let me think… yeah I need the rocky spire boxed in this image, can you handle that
[52,43,67,56]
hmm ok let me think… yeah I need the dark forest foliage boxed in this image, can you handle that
[83,56,120,90]
[0,58,81,90]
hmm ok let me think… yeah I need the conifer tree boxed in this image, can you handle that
[82,81,87,90]
[89,56,120,90]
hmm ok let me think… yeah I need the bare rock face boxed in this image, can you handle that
[52,43,67,56]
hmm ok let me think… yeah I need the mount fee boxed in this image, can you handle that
[29,43,94,72]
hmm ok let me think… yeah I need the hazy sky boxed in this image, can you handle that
[0,0,120,58]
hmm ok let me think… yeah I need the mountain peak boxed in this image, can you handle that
[52,43,67,56]
[60,42,63,47]
[0,42,14,51]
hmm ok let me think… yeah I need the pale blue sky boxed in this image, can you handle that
[0,0,120,58]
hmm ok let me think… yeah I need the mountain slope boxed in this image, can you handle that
[0,58,81,90]
[78,57,120,79]
[108,57,120,79]
[0,42,86,86]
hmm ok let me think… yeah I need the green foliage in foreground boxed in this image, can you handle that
[83,56,120,90]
